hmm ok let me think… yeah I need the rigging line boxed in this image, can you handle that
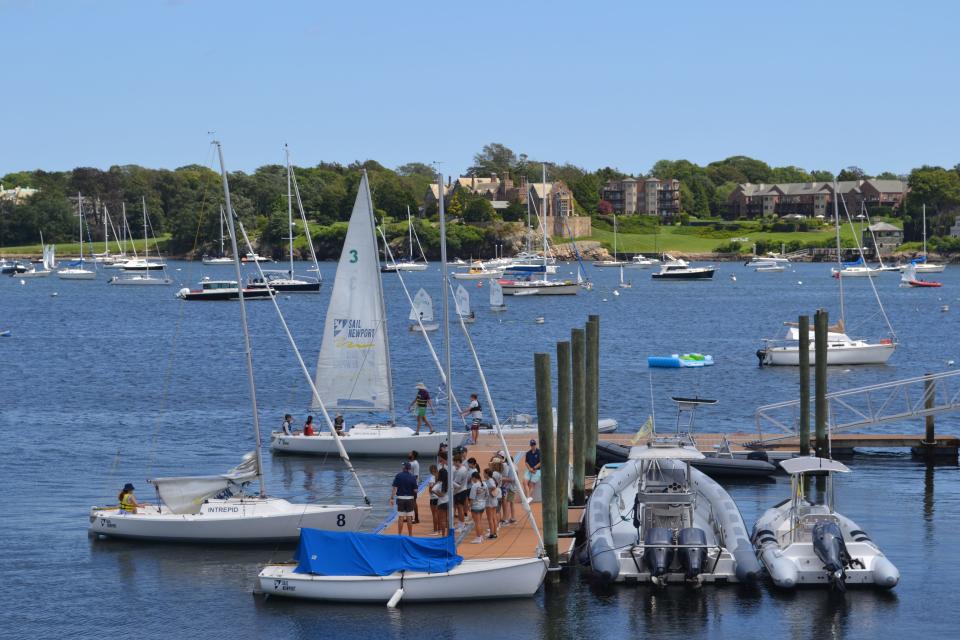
[447,280,545,553]
[839,193,897,340]
[231,213,370,505]
[379,225,467,425]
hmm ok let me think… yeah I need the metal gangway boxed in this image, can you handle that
[753,369,960,444]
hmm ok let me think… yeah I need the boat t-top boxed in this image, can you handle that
[752,457,899,590]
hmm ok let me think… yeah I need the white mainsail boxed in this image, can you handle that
[455,284,471,317]
[410,288,434,322]
[489,279,504,307]
[43,245,56,270]
[313,173,393,412]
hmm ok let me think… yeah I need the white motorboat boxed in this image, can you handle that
[271,171,466,458]
[259,554,548,603]
[242,252,272,263]
[746,253,791,269]
[489,278,506,310]
[91,141,370,542]
[110,273,172,286]
[752,457,899,590]
[630,254,660,268]
[176,278,274,301]
[585,435,761,585]
[408,287,439,332]
[452,265,503,280]
[58,193,96,280]
[651,258,715,280]
[272,425,461,457]
[756,265,785,272]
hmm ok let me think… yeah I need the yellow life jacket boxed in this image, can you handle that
[120,493,137,513]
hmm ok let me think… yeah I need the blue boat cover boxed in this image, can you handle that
[294,529,463,576]
[911,256,927,264]
[842,256,863,267]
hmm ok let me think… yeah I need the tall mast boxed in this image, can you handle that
[77,192,83,261]
[214,140,265,495]
[437,169,454,533]
[142,197,149,260]
[834,182,845,327]
[219,205,225,257]
[121,202,129,257]
[286,144,294,276]
[613,213,618,260]
[542,165,548,266]
[289,158,321,275]
[525,177,532,254]
[363,171,396,423]
[103,203,109,255]
[923,204,927,258]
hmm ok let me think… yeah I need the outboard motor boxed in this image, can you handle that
[756,349,767,367]
[746,450,769,462]
[644,528,675,583]
[677,527,708,581]
[812,521,849,591]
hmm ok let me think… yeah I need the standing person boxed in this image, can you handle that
[281,414,293,436]
[432,467,450,537]
[427,464,440,535]
[117,483,146,514]
[303,415,316,436]
[452,455,469,531]
[390,462,418,536]
[497,453,517,525]
[523,439,542,502]
[408,450,421,524]
[460,393,483,445]
[407,382,436,435]
[483,468,500,539]
[467,471,487,544]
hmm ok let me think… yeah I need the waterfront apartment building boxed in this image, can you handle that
[600,177,681,218]
[727,179,908,219]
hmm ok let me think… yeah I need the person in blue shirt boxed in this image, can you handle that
[523,439,542,501]
[390,462,419,535]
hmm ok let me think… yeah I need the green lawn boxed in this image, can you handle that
[1,236,170,256]
[584,221,894,254]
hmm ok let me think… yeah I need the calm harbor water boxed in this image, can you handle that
[2,260,959,639]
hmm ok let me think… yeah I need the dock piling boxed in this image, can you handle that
[799,314,811,456]
[534,353,558,567]
[556,340,571,533]
[925,373,936,444]
[571,328,587,505]
[814,309,828,459]
[585,315,600,475]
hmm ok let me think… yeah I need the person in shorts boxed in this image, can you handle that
[467,471,488,544]
[408,450,421,524]
[452,455,469,531]
[483,467,500,539]
[407,382,436,434]
[524,439,542,502]
[427,464,439,534]
[460,393,483,445]
[390,462,418,536]
[432,467,450,536]
[496,452,517,524]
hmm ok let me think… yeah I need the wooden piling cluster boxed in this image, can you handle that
[533,316,602,569]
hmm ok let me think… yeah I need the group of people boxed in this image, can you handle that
[280,413,345,437]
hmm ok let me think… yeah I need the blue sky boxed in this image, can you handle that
[1,0,957,177]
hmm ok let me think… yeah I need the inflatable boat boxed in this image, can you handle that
[595,440,777,478]
[648,353,714,368]
[752,457,899,590]
[585,436,761,585]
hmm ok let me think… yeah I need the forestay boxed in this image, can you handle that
[313,173,393,412]
[147,454,258,514]
[409,288,434,322]
[294,529,462,576]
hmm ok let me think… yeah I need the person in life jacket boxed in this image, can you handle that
[118,483,145,514]
[408,382,436,435]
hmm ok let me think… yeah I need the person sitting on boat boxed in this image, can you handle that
[281,414,293,436]
[461,393,483,445]
[118,483,146,514]
[303,415,316,436]
[333,413,345,437]
[523,440,542,502]
[390,462,419,536]
[408,383,436,435]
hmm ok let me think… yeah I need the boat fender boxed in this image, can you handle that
[386,588,404,608]
[644,528,675,578]
[678,527,707,579]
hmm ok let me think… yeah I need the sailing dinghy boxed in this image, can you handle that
[270,173,466,458]
[489,278,506,311]
[409,288,439,332]
[454,283,475,323]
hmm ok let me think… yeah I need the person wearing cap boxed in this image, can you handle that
[390,461,419,535]
[523,439,542,501]
[407,382,436,435]
[117,483,145,514]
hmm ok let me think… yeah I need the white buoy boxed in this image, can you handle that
[798,281,803,285]
[51,292,59,297]
[947,360,955,366]
[613,290,620,297]
[19,279,25,285]
[729,274,736,282]
[386,587,404,608]
[535,317,545,324]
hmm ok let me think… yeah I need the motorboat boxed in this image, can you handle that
[242,252,272,263]
[630,254,661,268]
[752,457,899,590]
[746,253,791,269]
[2,260,29,274]
[272,424,463,457]
[247,270,321,293]
[651,258,715,280]
[585,435,761,584]
[409,287,439,332]
[494,409,618,434]
[258,529,547,603]
[452,265,503,280]
[202,255,234,265]
[757,320,895,366]
[176,279,274,301]
[756,265,786,273]
[109,273,172,286]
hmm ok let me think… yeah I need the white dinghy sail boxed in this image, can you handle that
[489,278,505,309]
[410,288,435,323]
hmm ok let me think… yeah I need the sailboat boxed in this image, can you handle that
[618,264,632,289]
[117,198,167,271]
[409,288,439,332]
[103,204,133,269]
[593,214,629,267]
[454,284,475,323]
[92,203,119,264]
[758,184,897,366]
[57,193,96,280]
[270,172,467,457]
[202,206,234,265]
[382,207,429,272]
[248,146,323,292]
[109,200,173,285]
[88,141,369,542]
[901,204,945,273]
[19,236,53,278]
[489,278,506,311]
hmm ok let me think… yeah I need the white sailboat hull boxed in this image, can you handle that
[109,275,172,286]
[19,269,51,278]
[57,269,96,280]
[392,262,428,271]
[904,263,945,273]
[762,341,895,366]
[203,257,234,265]
[258,557,548,602]
[271,426,467,457]
[592,261,629,268]
[501,281,579,295]
[452,271,502,280]
[89,497,370,543]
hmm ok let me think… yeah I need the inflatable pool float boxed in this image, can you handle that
[647,353,714,368]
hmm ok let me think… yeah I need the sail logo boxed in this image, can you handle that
[333,318,377,340]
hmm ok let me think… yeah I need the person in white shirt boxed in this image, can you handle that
[460,394,483,445]
[467,471,488,544]
[408,450,421,524]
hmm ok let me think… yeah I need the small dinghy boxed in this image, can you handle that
[900,263,942,288]
[648,353,714,368]
[585,435,761,585]
[409,288,439,332]
[752,457,899,590]
[258,529,547,604]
